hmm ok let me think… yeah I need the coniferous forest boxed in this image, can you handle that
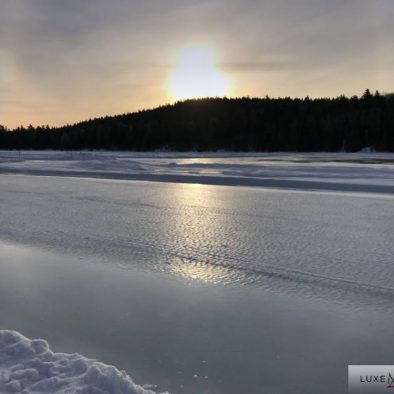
[1,90,393,152]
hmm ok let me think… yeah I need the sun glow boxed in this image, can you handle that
[168,46,230,100]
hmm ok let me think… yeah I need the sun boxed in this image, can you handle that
[168,46,230,100]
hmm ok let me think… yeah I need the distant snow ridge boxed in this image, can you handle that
[0,330,166,394]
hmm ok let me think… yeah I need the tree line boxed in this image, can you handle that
[1,90,393,151]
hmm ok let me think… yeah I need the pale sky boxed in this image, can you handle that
[1,0,393,128]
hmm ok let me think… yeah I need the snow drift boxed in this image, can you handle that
[0,330,166,394]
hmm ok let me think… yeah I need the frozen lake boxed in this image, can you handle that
[0,152,394,393]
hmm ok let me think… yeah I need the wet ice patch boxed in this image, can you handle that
[0,330,167,394]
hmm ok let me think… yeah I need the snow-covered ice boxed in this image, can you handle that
[1,151,394,193]
[0,330,164,394]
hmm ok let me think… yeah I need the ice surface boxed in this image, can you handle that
[0,330,164,394]
[0,151,393,393]
[2,241,394,394]
[0,175,393,293]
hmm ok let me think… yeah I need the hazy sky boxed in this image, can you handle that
[1,0,393,128]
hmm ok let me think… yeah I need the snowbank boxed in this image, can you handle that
[0,330,166,394]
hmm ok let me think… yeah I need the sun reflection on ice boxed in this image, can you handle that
[168,259,251,285]
[162,183,252,286]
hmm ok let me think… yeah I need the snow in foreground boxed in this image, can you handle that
[0,330,165,394]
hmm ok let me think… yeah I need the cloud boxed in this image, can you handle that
[220,61,292,72]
